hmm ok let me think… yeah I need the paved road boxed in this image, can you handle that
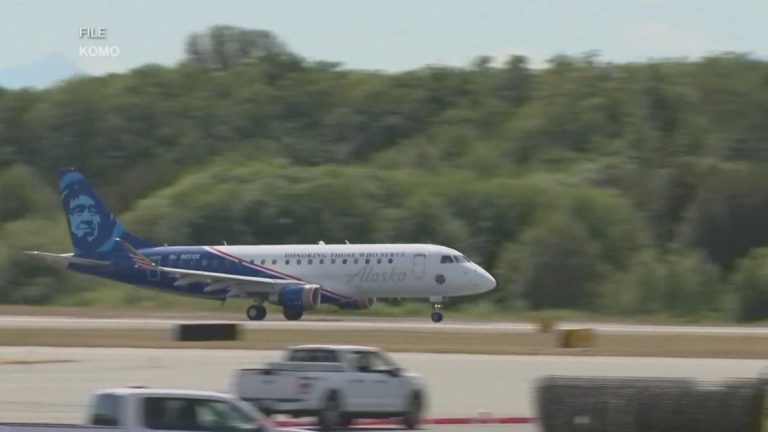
[2,314,768,335]
[1,347,764,424]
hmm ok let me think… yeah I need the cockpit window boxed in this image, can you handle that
[454,255,468,263]
[440,255,454,264]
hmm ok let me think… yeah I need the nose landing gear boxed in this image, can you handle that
[430,297,444,323]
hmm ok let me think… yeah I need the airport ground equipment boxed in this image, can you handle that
[233,344,426,431]
[536,375,766,432]
[174,323,239,341]
[0,387,303,432]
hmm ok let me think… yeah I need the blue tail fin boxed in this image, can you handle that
[58,168,154,257]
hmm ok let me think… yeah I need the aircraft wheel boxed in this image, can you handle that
[283,307,304,321]
[246,305,267,321]
[430,312,444,323]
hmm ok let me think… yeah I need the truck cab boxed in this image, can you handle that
[233,345,426,431]
[1,388,300,432]
[87,388,267,431]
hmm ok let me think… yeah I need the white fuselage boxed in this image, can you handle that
[210,243,496,299]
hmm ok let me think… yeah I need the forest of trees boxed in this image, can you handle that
[1,26,768,321]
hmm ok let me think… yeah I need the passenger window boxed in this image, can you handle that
[320,259,324,264]
[354,258,359,264]
[272,259,277,265]
[377,258,382,264]
[201,259,207,267]
[365,258,370,264]
[285,259,290,265]
[90,394,121,426]
[260,259,266,265]
[354,351,392,373]
[288,349,339,362]
[342,259,347,264]
[388,258,393,264]
[367,352,392,372]
[354,352,372,372]
[441,255,454,264]
[308,259,313,265]
[143,397,256,431]
[297,259,302,265]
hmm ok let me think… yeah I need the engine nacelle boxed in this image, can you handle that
[339,296,377,310]
[275,284,321,310]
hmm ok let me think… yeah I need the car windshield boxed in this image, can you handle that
[143,397,266,432]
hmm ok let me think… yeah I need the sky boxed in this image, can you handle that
[0,0,766,88]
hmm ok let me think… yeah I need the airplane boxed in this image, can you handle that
[26,168,496,322]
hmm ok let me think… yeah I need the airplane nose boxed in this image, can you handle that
[482,269,496,292]
[473,266,496,292]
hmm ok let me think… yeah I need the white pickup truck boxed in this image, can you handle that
[232,345,426,431]
[0,388,303,432]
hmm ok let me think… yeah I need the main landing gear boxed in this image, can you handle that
[246,304,267,321]
[430,296,444,323]
[245,302,305,321]
[283,307,304,321]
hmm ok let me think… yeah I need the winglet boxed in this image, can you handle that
[116,238,156,270]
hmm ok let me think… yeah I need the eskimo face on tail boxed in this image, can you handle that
[67,194,101,241]
[59,170,119,255]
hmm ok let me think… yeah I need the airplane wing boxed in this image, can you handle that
[116,239,306,296]
[24,251,111,268]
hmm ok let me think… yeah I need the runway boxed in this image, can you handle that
[2,314,768,335]
[0,346,764,423]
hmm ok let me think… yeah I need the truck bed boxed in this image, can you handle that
[247,361,346,373]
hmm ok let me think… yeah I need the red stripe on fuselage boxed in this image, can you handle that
[206,246,304,281]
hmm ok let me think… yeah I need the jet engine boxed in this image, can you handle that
[275,284,321,310]
[339,296,377,310]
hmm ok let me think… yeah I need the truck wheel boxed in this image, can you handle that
[318,391,342,431]
[402,391,423,429]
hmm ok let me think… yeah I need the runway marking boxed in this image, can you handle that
[271,416,536,427]
[0,359,77,366]
[1,315,767,335]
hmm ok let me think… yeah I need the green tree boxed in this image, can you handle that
[516,216,603,310]
[0,164,57,223]
[185,26,296,69]
[682,165,768,270]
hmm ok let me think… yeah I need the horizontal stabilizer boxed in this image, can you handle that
[116,238,156,270]
[24,251,110,269]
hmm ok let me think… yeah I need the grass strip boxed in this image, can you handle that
[0,328,766,359]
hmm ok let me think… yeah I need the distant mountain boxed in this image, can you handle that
[0,55,85,89]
